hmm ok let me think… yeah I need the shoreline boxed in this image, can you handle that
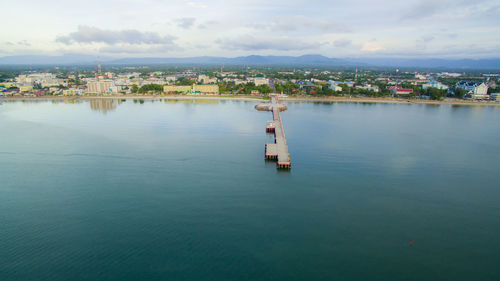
[282,96,500,106]
[1,95,499,106]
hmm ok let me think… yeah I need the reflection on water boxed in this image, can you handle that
[86,98,220,114]
[51,99,83,105]
[164,98,220,104]
[89,99,123,114]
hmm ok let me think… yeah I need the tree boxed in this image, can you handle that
[338,83,349,93]
[427,88,444,100]
[176,77,195,86]
[131,84,138,93]
[454,88,467,99]
[138,84,163,94]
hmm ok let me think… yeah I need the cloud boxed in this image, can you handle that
[333,39,352,48]
[4,41,30,47]
[402,0,443,20]
[216,35,325,51]
[176,17,196,29]
[99,44,180,54]
[401,0,498,21]
[56,26,176,45]
[253,16,352,33]
[18,40,31,46]
[187,1,207,9]
[361,42,385,52]
[198,20,219,29]
[416,35,435,50]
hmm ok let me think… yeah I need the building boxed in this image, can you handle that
[422,81,449,90]
[329,80,354,88]
[192,85,219,95]
[165,75,177,82]
[329,84,342,91]
[163,85,192,93]
[223,78,246,85]
[355,84,380,92]
[163,85,219,95]
[299,81,319,90]
[87,80,116,94]
[456,81,489,99]
[0,82,15,88]
[63,89,84,96]
[250,77,270,86]
[197,75,218,84]
[439,72,462,78]
[387,86,414,95]
[142,78,168,86]
[15,73,64,88]
[415,73,428,80]
[490,93,500,101]
[19,85,33,92]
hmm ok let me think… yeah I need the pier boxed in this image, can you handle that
[256,94,291,169]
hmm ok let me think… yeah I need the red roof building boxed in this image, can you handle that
[387,86,414,95]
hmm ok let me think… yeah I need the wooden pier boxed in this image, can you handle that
[257,94,291,169]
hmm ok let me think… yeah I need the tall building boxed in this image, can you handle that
[87,80,116,94]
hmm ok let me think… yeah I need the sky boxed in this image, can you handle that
[1,0,499,59]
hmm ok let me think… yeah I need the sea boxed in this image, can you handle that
[1,98,500,281]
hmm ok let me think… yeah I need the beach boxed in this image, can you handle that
[1,94,499,106]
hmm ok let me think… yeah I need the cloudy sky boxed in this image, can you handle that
[1,0,499,58]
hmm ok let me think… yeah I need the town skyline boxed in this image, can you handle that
[2,0,499,59]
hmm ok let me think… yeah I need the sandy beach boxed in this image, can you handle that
[1,94,499,106]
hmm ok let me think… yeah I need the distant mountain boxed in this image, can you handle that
[0,54,499,69]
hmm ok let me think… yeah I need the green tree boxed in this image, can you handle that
[138,84,163,94]
[176,77,195,86]
[427,88,444,100]
[131,84,138,93]
[454,88,467,99]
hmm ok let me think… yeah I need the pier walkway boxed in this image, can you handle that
[257,94,291,169]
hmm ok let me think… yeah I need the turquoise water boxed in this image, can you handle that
[1,99,500,281]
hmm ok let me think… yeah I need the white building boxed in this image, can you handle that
[415,73,428,80]
[456,81,489,99]
[15,73,64,88]
[142,78,168,86]
[250,77,270,86]
[439,72,462,78]
[355,84,380,92]
[329,84,342,91]
[197,75,218,84]
[422,81,449,90]
[165,75,177,82]
[223,78,246,85]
